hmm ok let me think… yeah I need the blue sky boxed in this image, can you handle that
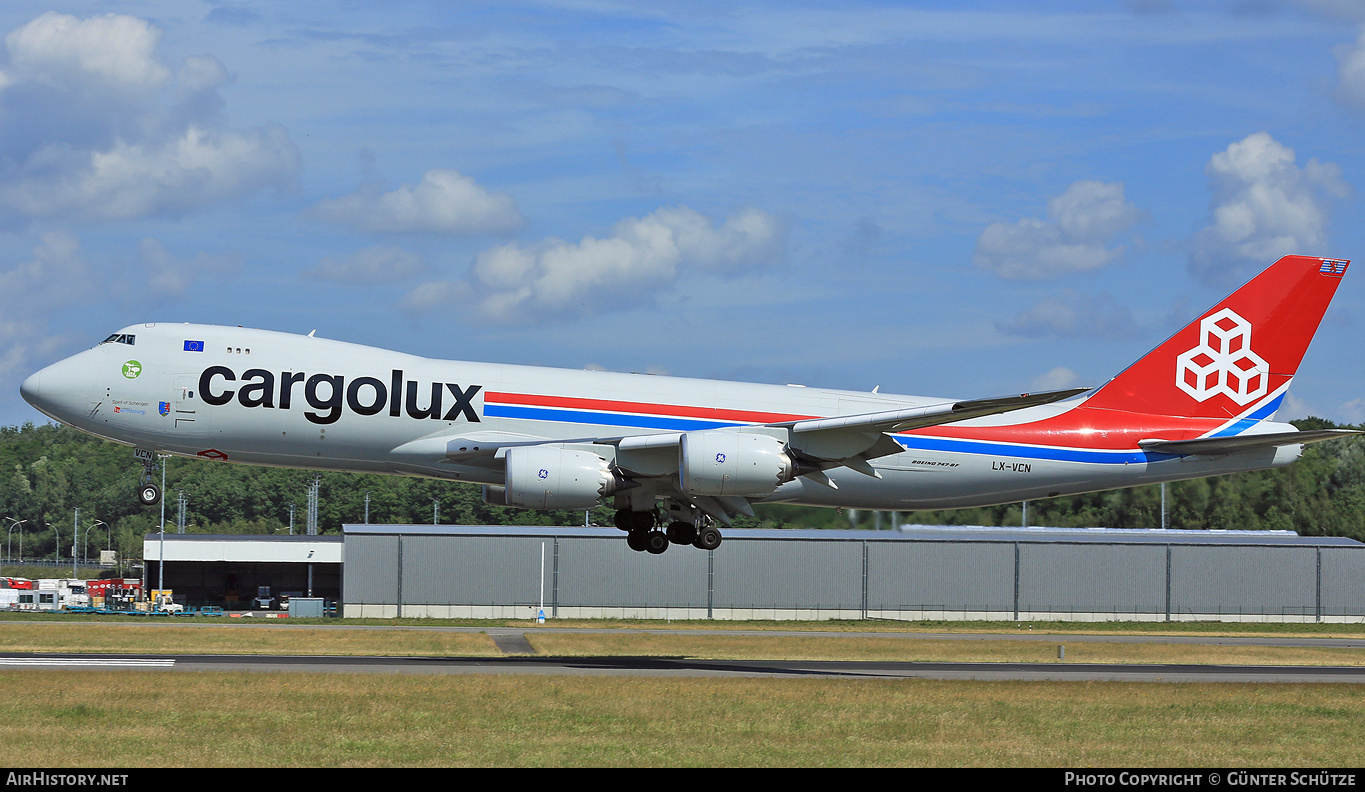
[3,1,1365,427]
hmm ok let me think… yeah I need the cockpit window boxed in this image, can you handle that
[100,333,136,346]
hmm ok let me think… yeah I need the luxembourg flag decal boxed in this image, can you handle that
[1320,259,1348,277]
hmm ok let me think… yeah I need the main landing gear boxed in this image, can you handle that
[614,509,722,554]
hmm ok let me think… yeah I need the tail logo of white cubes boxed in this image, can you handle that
[1175,309,1269,405]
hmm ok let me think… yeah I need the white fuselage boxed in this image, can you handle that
[19,322,1298,512]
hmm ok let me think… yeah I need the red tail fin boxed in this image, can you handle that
[1084,255,1348,419]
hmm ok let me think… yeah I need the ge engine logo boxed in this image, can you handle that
[1175,308,1269,405]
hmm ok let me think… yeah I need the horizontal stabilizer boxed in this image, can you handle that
[1139,429,1362,457]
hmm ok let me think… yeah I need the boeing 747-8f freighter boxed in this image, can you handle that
[20,255,1359,553]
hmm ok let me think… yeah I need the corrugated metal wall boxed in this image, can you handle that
[342,529,1365,622]
[869,541,1015,613]
[557,539,708,609]
[1172,546,1318,618]
[1019,544,1168,618]
[712,540,864,611]
[1322,549,1365,617]
[341,534,399,605]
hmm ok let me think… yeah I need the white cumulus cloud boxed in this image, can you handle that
[1032,366,1083,392]
[973,180,1142,280]
[311,169,525,235]
[2,12,170,93]
[0,12,299,224]
[403,205,783,322]
[0,126,297,221]
[1190,132,1349,286]
[1338,397,1365,425]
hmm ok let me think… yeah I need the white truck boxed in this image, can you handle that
[150,590,184,614]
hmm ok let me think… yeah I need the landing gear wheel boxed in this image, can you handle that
[138,483,162,506]
[666,521,698,545]
[615,509,656,532]
[693,526,722,551]
[626,530,648,552]
[644,530,669,555]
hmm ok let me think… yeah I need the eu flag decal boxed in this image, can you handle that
[183,340,205,352]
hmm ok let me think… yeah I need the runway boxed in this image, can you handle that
[18,618,1365,649]
[2,651,1363,682]
[3,621,1361,681]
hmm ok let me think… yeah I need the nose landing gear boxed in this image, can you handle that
[134,448,162,506]
[138,481,162,506]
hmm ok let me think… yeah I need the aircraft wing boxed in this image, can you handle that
[751,387,1089,480]
[410,387,1089,522]
[1138,428,1363,456]
[428,387,1090,468]
[777,388,1092,435]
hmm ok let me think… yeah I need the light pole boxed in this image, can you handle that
[45,522,58,565]
[83,520,106,565]
[158,454,168,594]
[5,518,25,565]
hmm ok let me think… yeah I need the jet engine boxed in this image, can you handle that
[503,446,629,509]
[679,432,795,497]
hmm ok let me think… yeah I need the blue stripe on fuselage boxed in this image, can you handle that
[484,404,743,432]
[891,435,1168,464]
[1207,393,1285,438]
[483,403,1179,465]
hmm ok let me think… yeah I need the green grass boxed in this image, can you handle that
[0,616,1362,767]
[0,617,1362,665]
[3,615,1365,665]
[0,672,1359,767]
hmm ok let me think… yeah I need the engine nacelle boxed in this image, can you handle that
[679,432,794,497]
[504,446,621,509]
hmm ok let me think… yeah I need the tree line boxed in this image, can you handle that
[2,417,1362,566]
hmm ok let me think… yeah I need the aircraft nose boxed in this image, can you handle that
[20,368,49,413]
[20,357,88,423]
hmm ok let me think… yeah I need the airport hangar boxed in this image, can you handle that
[144,524,1365,622]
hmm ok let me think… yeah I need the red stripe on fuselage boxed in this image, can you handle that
[484,391,812,425]
[485,392,1222,451]
[912,405,1225,450]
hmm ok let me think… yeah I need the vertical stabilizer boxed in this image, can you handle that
[1083,255,1348,420]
